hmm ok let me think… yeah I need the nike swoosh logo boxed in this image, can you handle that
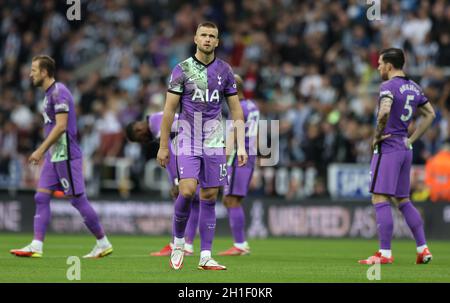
[174,255,183,268]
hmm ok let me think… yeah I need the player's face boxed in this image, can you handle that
[30,60,45,87]
[194,27,219,55]
[378,55,390,81]
[133,122,151,142]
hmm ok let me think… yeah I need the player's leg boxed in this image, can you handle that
[170,178,197,269]
[151,184,199,257]
[197,186,226,270]
[70,193,112,258]
[359,152,401,264]
[219,163,254,256]
[394,197,432,264]
[173,178,197,244]
[10,189,53,258]
[197,150,228,270]
[358,193,395,264]
[56,158,112,258]
[393,150,432,264]
[32,189,53,249]
[184,187,200,255]
[169,153,201,269]
[10,159,59,258]
[154,184,199,257]
[373,194,394,257]
[218,195,250,256]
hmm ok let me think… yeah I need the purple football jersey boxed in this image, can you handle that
[42,82,82,161]
[241,99,259,155]
[377,76,428,153]
[168,56,237,153]
[226,99,259,166]
[147,111,179,139]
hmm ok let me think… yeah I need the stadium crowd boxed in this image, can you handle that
[1,0,449,197]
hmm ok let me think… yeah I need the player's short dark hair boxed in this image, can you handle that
[380,48,405,69]
[125,122,138,142]
[32,55,55,77]
[197,21,218,32]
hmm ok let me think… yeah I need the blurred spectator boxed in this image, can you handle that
[92,99,124,162]
[0,121,18,175]
[1,0,450,196]
[425,139,450,202]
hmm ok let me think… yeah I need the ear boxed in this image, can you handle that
[215,38,219,48]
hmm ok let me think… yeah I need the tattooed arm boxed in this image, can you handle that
[372,96,393,150]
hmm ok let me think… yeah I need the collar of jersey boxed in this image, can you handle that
[192,55,216,67]
[392,75,409,80]
[45,80,57,93]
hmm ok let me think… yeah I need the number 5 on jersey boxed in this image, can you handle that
[401,95,414,122]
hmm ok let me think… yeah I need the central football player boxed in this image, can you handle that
[157,22,247,270]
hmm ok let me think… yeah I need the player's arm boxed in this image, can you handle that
[227,94,247,166]
[372,96,393,149]
[225,127,236,163]
[157,92,180,167]
[407,102,435,146]
[29,113,68,164]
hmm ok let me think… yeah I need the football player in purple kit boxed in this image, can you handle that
[179,75,259,256]
[218,74,259,256]
[157,22,247,270]
[359,48,436,265]
[125,112,200,256]
[10,55,113,258]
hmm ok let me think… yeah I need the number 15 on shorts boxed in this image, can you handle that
[220,164,227,181]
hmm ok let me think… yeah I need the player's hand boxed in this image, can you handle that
[405,138,413,149]
[372,134,391,151]
[237,148,248,167]
[157,147,169,168]
[29,149,44,165]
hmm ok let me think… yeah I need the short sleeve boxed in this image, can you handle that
[379,81,394,101]
[418,90,429,107]
[148,114,162,139]
[223,64,237,97]
[52,89,70,114]
[168,65,184,95]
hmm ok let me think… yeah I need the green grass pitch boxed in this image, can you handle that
[1,234,449,283]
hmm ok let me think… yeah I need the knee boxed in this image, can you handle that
[179,186,196,199]
[223,196,241,208]
[371,194,390,204]
[201,191,218,201]
[34,192,51,205]
[396,198,410,209]
[70,193,86,207]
